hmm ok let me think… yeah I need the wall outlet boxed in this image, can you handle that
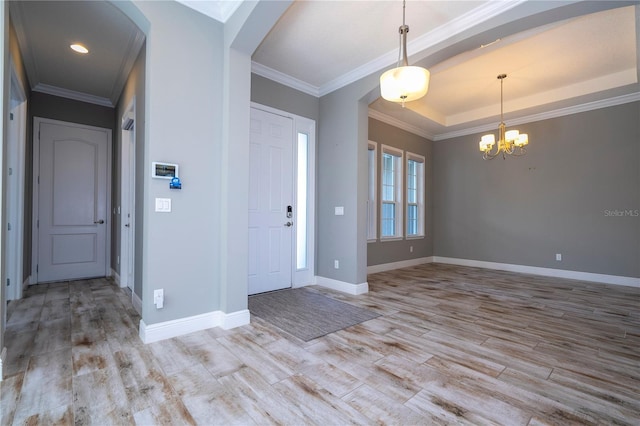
[410,246,413,253]
[334,260,339,269]
[154,289,164,309]
[556,253,562,261]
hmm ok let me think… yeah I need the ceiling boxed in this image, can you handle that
[9,1,640,140]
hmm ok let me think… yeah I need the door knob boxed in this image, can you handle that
[94,219,105,224]
[124,223,130,228]
[284,221,293,227]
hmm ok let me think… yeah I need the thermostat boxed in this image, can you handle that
[152,162,178,179]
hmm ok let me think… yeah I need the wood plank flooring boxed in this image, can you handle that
[1,263,639,425]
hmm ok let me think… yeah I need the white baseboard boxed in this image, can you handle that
[315,276,369,295]
[112,269,121,286]
[367,256,434,274]
[433,256,640,288]
[139,309,251,344]
[0,347,6,382]
[132,291,142,315]
[22,277,29,292]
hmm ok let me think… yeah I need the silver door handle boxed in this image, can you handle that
[94,220,105,224]
[284,221,293,227]
[124,223,130,228]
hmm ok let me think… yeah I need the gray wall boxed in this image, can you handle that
[251,74,319,122]
[114,42,145,298]
[367,118,433,266]
[433,101,640,278]
[30,92,116,130]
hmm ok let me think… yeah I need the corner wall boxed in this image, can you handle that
[432,101,640,279]
[367,118,433,267]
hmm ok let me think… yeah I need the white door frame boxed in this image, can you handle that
[6,60,27,299]
[31,117,112,283]
[250,103,316,288]
[120,99,136,291]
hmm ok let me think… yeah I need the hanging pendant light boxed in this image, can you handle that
[380,0,430,107]
[479,74,529,160]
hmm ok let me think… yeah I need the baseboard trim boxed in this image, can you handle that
[112,269,121,286]
[433,256,640,288]
[139,309,250,343]
[22,277,29,292]
[367,256,434,274]
[315,276,369,295]
[0,347,6,382]
[132,291,142,315]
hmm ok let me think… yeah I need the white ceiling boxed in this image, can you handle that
[9,1,640,139]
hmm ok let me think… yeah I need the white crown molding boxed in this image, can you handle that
[368,109,434,140]
[434,92,640,141]
[318,0,527,97]
[33,83,114,107]
[110,29,146,105]
[251,62,320,97]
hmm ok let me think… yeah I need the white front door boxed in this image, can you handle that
[35,119,110,283]
[248,108,294,295]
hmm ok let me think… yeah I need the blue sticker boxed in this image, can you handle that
[170,177,182,189]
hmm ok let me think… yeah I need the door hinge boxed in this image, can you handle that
[6,278,9,287]
[7,223,11,231]
[37,219,39,228]
[10,112,14,120]
[8,167,12,176]
[38,176,40,184]
[36,264,39,273]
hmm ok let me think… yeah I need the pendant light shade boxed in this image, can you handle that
[380,66,430,103]
[380,0,430,106]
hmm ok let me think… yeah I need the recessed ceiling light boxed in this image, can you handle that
[70,44,89,54]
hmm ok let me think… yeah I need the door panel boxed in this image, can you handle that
[37,121,109,282]
[248,108,294,295]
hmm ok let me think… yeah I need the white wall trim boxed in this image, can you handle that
[0,347,6,381]
[22,277,29,293]
[315,276,369,295]
[220,309,251,330]
[132,292,142,315]
[367,257,434,274]
[139,309,250,343]
[112,269,121,287]
[433,257,640,288]
[32,83,114,107]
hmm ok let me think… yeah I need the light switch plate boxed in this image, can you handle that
[155,198,171,213]
[335,206,344,216]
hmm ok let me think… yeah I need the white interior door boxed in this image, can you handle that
[248,108,294,295]
[35,119,110,283]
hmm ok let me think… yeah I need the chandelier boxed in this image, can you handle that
[380,0,430,107]
[479,74,529,160]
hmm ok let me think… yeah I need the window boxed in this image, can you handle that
[296,132,308,270]
[367,142,377,241]
[406,152,425,237]
[381,145,403,239]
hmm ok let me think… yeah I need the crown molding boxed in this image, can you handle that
[251,62,320,97]
[368,109,434,141]
[433,92,640,141]
[33,84,114,107]
[319,0,527,97]
[110,29,146,105]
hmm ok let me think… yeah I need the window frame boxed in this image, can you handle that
[367,141,378,242]
[380,145,404,240]
[406,152,425,238]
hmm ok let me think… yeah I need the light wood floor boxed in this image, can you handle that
[1,264,639,425]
